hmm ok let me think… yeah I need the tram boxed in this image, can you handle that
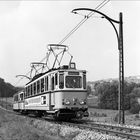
[13,44,89,120]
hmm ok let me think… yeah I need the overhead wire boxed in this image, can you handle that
[15,0,110,86]
[59,0,110,44]
[40,0,110,65]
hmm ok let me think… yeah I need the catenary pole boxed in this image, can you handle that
[72,8,125,124]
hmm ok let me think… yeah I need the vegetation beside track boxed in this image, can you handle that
[0,97,140,126]
[0,107,63,140]
[0,98,140,140]
[0,106,125,140]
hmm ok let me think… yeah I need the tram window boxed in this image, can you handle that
[27,87,28,97]
[23,92,25,98]
[41,96,46,104]
[66,76,82,88]
[34,82,36,94]
[55,73,58,86]
[27,86,30,97]
[45,76,48,91]
[25,87,27,98]
[24,90,25,98]
[32,84,34,95]
[43,96,46,104]
[37,80,40,94]
[30,85,33,96]
[52,76,54,90]
[29,86,31,96]
[20,93,24,101]
[59,74,64,89]
[83,74,86,89]
[41,78,44,92]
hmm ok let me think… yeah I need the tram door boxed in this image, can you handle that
[51,74,55,109]
[48,75,52,110]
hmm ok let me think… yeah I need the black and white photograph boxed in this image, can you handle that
[0,0,140,140]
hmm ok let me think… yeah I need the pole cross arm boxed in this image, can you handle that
[72,8,120,24]
[72,8,120,47]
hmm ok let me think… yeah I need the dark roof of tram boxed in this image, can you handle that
[25,65,70,85]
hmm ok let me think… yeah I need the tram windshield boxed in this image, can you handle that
[66,76,82,88]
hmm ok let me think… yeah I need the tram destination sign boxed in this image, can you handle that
[68,72,79,75]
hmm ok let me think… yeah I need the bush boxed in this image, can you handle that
[113,113,119,122]
[129,102,140,114]
[90,112,107,117]
[135,114,139,119]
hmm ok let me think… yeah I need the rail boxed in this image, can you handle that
[65,121,140,140]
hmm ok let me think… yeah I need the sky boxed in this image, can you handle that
[0,0,140,86]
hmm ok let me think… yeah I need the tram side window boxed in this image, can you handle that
[25,87,27,98]
[45,76,48,91]
[32,84,34,95]
[34,82,36,94]
[83,74,86,89]
[29,86,31,96]
[27,86,30,97]
[26,89,28,97]
[59,74,64,89]
[41,78,44,92]
[20,93,24,101]
[37,80,40,94]
[24,90,25,98]
[55,73,58,86]
[31,85,33,96]
[51,76,54,90]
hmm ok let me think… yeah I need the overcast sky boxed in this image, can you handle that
[0,0,140,86]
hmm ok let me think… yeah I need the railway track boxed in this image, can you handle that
[64,120,140,140]
[1,105,140,140]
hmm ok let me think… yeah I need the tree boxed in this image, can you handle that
[129,87,140,114]
[95,81,118,109]
[87,85,92,96]
[123,82,137,110]
[0,77,23,97]
[94,80,138,110]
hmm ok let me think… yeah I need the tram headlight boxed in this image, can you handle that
[62,99,71,105]
[79,99,86,105]
[65,100,71,105]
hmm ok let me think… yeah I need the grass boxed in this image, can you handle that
[88,107,140,126]
[0,107,64,140]
[0,97,13,103]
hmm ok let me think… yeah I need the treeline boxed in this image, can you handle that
[87,80,140,114]
[0,78,23,97]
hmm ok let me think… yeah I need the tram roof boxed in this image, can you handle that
[13,90,24,96]
[25,65,86,86]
